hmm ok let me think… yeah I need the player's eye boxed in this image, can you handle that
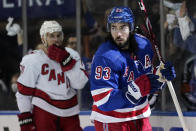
[120,25,129,31]
[57,34,61,38]
[111,26,117,31]
[48,34,55,38]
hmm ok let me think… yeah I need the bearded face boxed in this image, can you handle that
[110,23,130,49]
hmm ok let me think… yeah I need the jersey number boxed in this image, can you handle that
[95,66,111,80]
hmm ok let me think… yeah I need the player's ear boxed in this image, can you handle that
[41,36,46,45]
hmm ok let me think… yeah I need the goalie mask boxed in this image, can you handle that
[40,21,64,46]
[107,6,135,32]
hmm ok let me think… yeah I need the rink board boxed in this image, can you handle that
[0,111,196,131]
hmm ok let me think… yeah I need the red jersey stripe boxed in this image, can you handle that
[92,89,113,102]
[17,82,78,109]
[92,104,149,118]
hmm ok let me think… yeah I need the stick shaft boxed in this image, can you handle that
[167,81,188,131]
[137,0,188,130]
[138,0,163,62]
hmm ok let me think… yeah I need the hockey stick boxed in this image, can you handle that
[137,0,189,131]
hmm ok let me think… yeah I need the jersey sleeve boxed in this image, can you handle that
[65,48,88,90]
[17,55,40,88]
[135,34,154,74]
[145,39,154,73]
[16,55,40,113]
[90,56,131,111]
[16,92,33,113]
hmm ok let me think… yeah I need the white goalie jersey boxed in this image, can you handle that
[16,47,88,117]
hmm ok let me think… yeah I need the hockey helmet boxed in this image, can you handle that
[40,20,63,38]
[107,6,135,32]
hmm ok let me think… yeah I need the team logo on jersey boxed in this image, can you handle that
[66,76,70,88]
[41,63,67,85]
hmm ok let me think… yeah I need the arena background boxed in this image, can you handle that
[0,0,196,130]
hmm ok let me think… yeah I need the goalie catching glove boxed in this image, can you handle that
[48,45,76,72]
[17,112,36,131]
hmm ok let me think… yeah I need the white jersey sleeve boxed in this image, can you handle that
[65,47,88,89]
[17,54,40,87]
[16,53,40,113]
[16,93,33,113]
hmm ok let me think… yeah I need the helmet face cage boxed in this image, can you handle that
[107,6,135,33]
[40,20,64,41]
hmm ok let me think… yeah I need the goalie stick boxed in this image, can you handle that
[137,0,189,131]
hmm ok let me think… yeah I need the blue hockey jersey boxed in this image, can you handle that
[90,34,154,123]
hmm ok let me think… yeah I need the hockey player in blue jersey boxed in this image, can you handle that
[90,6,176,131]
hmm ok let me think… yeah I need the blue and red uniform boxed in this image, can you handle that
[90,6,176,131]
[90,34,154,124]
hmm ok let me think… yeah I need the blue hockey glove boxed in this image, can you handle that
[147,74,165,92]
[160,62,176,81]
[125,74,164,104]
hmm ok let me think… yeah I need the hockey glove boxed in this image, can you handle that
[48,45,76,71]
[17,112,36,131]
[160,62,176,81]
[126,74,164,104]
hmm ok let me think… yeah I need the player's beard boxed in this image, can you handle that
[110,33,138,54]
[113,36,129,50]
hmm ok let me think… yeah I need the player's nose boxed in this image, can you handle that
[117,31,123,37]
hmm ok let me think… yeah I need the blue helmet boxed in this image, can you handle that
[107,6,135,32]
